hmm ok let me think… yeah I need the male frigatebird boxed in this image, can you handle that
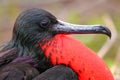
[0,8,114,80]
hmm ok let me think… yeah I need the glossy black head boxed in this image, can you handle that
[11,9,57,57]
[13,9,57,45]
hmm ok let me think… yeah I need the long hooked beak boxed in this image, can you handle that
[52,20,111,38]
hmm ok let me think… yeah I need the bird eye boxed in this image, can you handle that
[39,18,50,28]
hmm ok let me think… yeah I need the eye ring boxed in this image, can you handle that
[39,18,50,28]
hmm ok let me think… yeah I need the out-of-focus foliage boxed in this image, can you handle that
[67,11,81,24]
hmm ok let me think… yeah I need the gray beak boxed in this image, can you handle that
[52,20,111,38]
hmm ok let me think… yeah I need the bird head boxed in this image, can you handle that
[11,8,111,58]
[12,8,111,53]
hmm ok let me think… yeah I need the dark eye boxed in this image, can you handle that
[39,18,50,28]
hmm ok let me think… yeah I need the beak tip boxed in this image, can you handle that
[107,32,111,39]
[109,32,111,39]
[100,25,112,39]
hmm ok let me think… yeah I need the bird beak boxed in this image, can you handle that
[52,20,111,38]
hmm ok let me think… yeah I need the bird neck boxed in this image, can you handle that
[10,30,52,57]
[40,34,84,64]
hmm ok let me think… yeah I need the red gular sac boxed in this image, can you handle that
[40,34,114,80]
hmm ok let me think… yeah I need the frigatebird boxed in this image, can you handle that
[0,8,114,80]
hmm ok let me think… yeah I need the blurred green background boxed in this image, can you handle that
[0,0,120,78]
